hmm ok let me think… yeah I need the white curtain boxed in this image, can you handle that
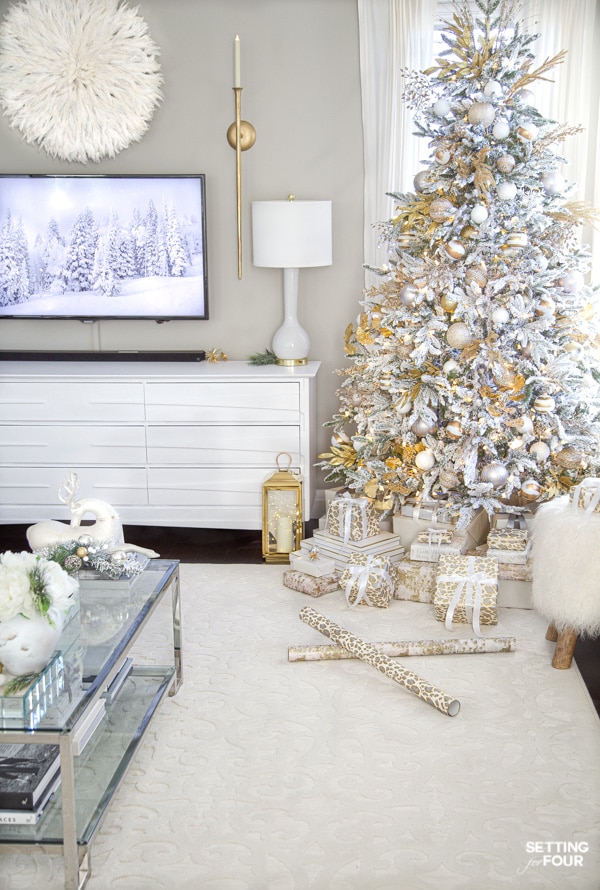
[358,0,600,281]
[358,0,437,285]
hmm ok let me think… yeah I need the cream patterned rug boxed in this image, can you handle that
[4,563,600,890]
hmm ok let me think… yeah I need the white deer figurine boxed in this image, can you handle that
[27,473,159,557]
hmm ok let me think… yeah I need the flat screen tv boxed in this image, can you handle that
[0,174,208,320]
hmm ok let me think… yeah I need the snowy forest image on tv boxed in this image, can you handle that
[0,175,208,319]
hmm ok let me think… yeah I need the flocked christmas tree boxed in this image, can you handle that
[320,0,600,526]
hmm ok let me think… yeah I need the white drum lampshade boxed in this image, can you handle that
[252,198,332,365]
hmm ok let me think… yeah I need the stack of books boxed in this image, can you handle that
[0,744,61,825]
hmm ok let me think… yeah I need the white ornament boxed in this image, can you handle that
[470,203,489,224]
[492,118,510,140]
[491,307,510,326]
[468,101,495,127]
[515,88,535,106]
[443,359,460,375]
[496,154,516,174]
[530,441,550,462]
[513,415,534,435]
[565,341,584,361]
[399,284,418,307]
[395,399,412,415]
[561,270,584,293]
[517,123,538,142]
[497,181,517,201]
[0,0,163,164]
[435,147,451,165]
[533,394,555,414]
[412,417,436,437]
[433,98,451,117]
[414,170,430,193]
[446,322,472,349]
[415,450,435,471]
[0,607,64,675]
[542,171,565,195]
[483,80,502,98]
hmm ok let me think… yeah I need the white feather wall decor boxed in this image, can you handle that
[0,0,163,163]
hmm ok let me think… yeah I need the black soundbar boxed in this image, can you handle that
[0,350,206,362]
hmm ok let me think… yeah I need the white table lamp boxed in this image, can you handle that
[252,197,332,365]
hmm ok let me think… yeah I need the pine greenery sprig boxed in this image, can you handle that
[248,348,278,365]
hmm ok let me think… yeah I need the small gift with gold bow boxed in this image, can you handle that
[434,554,498,635]
[289,547,336,578]
[326,493,380,545]
[409,528,468,562]
[339,553,398,608]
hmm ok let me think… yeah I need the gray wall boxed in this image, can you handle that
[0,0,364,460]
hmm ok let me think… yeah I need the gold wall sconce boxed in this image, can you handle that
[226,35,256,279]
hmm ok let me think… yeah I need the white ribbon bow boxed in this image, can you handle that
[436,556,496,637]
[344,554,393,608]
[571,478,600,524]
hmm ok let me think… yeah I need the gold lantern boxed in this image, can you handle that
[262,452,303,563]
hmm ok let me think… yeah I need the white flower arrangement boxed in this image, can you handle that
[0,551,77,625]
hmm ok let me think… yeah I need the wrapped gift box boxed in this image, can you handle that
[339,553,398,608]
[326,494,380,543]
[409,530,469,562]
[393,559,437,602]
[283,570,340,597]
[393,506,489,550]
[569,478,600,516]
[434,554,498,631]
[289,549,336,577]
[490,511,531,531]
[302,530,405,572]
[486,543,531,565]
[487,527,528,551]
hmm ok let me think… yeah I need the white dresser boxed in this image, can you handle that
[0,360,320,529]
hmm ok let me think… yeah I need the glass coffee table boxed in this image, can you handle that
[0,558,182,890]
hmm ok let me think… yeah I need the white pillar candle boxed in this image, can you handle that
[233,35,241,87]
[276,517,293,553]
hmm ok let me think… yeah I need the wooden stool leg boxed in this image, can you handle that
[546,623,559,642]
[551,627,578,669]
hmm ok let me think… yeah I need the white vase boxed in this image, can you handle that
[0,607,64,676]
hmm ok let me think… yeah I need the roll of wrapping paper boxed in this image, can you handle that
[288,635,516,662]
[298,607,461,717]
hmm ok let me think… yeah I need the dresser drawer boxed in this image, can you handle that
[0,381,145,422]
[146,425,300,466]
[145,382,301,423]
[0,425,146,465]
[147,467,275,507]
[0,466,148,508]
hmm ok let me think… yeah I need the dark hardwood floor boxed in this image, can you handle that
[2,523,599,717]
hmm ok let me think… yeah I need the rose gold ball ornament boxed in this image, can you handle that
[492,118,510,140]
[468,101,495,127]
[445,420,462,440]
[530,441,550,462]
[439,468,460,490]
[445,239,466,259]
[520,478,542,501]
[470,203,488,225]
[481,462,509,488]
[434,147,451,165]
[496,154,516,174]
[517,123,538,142]
[415,449,435,471]
[560,270,584,293]
[533,393,555,414]
[430,197,455,221]
[446,322,472,349]
[413,170,431,193]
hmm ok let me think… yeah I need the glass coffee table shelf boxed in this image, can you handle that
[0,559,182,890]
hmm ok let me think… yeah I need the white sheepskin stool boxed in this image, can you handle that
[531,493,600,669]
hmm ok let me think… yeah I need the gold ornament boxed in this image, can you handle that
[445,420,462,439]
[439,468,460,490]
[460,225,478,239]
[440,294,459,313]
[533,393,555,414]
[520,478,542,501]
[435,147,451,164]
[429,197,455,221]
[504,232,528,248]
[464,265,488,289]
[76,546,88,558]
[445,239,466,259]
[554,447,584,469]
[207,348,228,363]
